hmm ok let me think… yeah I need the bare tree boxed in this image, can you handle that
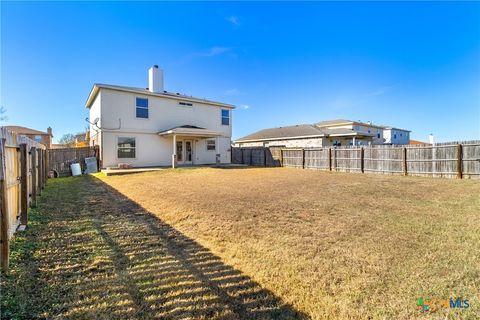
[58,133,76,146]
[0,106,8,122]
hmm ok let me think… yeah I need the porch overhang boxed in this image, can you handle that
[158,125,222,138]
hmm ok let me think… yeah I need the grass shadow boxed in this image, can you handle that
[1,175,307,319]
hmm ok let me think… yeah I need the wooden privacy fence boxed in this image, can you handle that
[0,127,47,272]
[232,140,480,179]
[231,147,282,167]
[48,146,99,177]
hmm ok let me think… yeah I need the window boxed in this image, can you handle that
[377,133,380,138]
[34,135,42,143]
[206,139,216,151]
[394,134,397,139]
[136,97,148,118]
[117,137,136,158]
[221,109,230,125]
[179,101,193,107]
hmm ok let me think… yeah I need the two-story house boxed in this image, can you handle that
[383,127,410,144]
[233,119,410,147]
[86,66,235,168]
[6,126,53,148]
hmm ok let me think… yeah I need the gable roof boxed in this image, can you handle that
[85,83,235,109]
[235,124,378,143]
[5,126,50,136]
[236,124,326,142]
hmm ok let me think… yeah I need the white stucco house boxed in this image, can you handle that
[86,66,235,168]
[383,127,410,144]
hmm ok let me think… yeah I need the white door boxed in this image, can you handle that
[176,141,183,164]
[184,140,193,164]
[176,140,193,165]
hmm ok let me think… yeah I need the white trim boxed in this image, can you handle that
[135,96,149,120]
[158,127,223,138]
[206,138,216,152]
[221,109,230,126]
[116,136,137,160]
[86,84,235,109]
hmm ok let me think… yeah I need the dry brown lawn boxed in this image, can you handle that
[2,168,479,319]
[96,167,480,319]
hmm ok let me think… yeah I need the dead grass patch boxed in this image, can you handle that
[98,168,480,319]
[1,175,304,319]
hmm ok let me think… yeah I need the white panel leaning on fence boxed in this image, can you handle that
[0,127,47,272]
[232,140,480,179]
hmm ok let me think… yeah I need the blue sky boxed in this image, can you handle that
[1,1,479,142]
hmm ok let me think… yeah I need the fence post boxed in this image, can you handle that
[38,149,43,194]
[30,147,37,207]
[45,149,49,180]
[328,148,332,171]
[457,144,463,179]
[280,149,284,167]
[0,138,9,272]
[403,147,408,176]
[264,148,267,167]
[360,147,364,173]
[302,149,305,169]
[19,144,28,225]
[42,149,46,188]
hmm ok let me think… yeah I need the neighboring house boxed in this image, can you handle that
[74,132,89,148]
[383,127,410,145]
[52,132,89,149]
[233,119,410,147]
[5,126,53,148]
[86,65,235,168]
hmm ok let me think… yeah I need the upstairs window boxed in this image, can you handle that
[118,137,136,158]
[221,109,230,125]
[136,97,149,118]
[34,135,42,143]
